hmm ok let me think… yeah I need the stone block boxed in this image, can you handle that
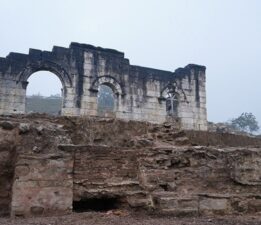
[230,154,261,185]
[64,101,75,108]
[199,197,229,215]
[11,153,74,217]
[248,199,261,213]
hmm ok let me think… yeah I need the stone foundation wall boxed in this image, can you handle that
[138,147,261,215]
[1,116,259,218]
[0,147,15,216]
[11,153,74,217]
[71,146,144,206]
[61,144,261,216]
[0,122,17,216]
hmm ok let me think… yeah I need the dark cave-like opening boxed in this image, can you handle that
[73,197,121,212]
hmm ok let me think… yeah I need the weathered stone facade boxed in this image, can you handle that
[0,43,207,130]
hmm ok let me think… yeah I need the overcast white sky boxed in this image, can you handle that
[0,0,260,123]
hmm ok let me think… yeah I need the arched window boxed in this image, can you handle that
[26,71,63,115]
[162,84,179,117]
[97,84,115,117]
[166,92,179,117]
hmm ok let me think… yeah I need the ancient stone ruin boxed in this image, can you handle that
[0,115,261,218]
[0,42,207,130]
[0,43,260,219]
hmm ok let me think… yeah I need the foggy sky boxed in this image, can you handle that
[1,0,260,124]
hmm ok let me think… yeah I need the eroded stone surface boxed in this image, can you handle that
[0,116,260,218]
[11,153,74,217]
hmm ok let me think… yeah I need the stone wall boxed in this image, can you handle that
[0,115,73,217]
[71,145,144,206]
[0,43,207,130]
[7,144,261,217]
[138,147,261,215]
[0,144,15,217]
[68,145,261,216]
[11,153,74,217]
[0,116,260,217]
[0,122,17,216]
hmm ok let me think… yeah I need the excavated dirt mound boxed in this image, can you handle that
[1,113,260,148]
[185,130,261,147]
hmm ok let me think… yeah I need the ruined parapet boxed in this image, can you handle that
[0,43,207,130]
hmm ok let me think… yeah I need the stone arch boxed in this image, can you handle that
[17,61,72,88]
[160,83,180,116]
[97,84,116,117]
[89,76,125,117]
[90,76,124,96]
[15,61,73,114]
[159,82,190,118]
[160,82,187,102]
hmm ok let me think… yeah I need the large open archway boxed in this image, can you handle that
[26,71,63,115]
[97,84,115,117]
[89,75,124,117]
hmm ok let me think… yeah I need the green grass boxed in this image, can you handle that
[26,96,62,115]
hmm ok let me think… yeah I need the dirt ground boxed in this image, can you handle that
[0,212,260,225]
